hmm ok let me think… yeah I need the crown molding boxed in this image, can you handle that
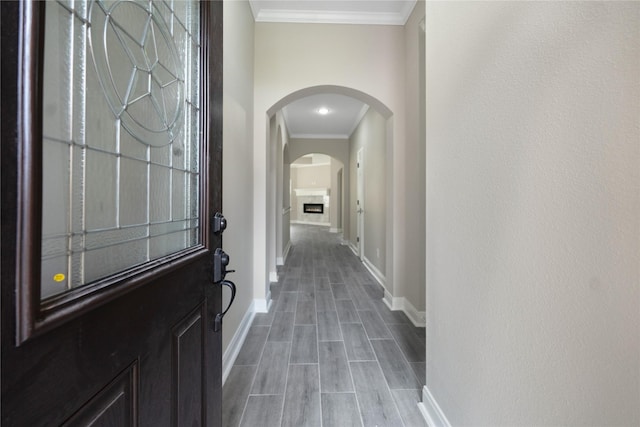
[348,104,370,136]
[250,1,418,26]
[290,133,350,140]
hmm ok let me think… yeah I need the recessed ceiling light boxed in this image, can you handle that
[317,107,330,115]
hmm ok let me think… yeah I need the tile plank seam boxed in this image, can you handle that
[223,225,426,427]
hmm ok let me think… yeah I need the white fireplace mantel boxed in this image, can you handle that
[293,188,330,197]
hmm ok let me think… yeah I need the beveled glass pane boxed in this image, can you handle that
[42,139,70,237]
[150,143,172,166]
[85,226,148,251]
[189,41,201,108]
[172,170,186,220]
[72,11,87,144]
[104,16,136,105]
[41,0,202,300]
[172,138,187,171]
[84,240,148,283]
[149,230,188,259]
[85,4,117,152]
[120,125,148,161]
[189,173,200,218]
[119,157,148,226]
[70,235,85,285]
[188,108,200,173]
[42,5,72,142]
[150,220,188,237]
[172,0,190,33]
[41,256,69,299]
[150,164,171,222]
[85,149,118,230]
[41,236,68,259]
[70,144,86,234]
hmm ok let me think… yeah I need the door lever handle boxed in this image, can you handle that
[214,280,236,332]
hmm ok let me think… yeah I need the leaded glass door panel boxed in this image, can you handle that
[41,0,202,299]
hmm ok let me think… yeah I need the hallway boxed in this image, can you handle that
[223,225,427,426]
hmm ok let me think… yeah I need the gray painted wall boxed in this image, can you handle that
[222,0,255,353]
[425,2,640,424]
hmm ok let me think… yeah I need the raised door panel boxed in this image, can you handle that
[63,362,139,427]
[172,304,206,426]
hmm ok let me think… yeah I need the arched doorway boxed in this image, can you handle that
[288,153,345,237]
[266,86,393,301]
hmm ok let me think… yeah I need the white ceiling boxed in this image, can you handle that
[251,0,416,140]
[283,94,369,139]
[292,153,331,166]
[249,0,417,26]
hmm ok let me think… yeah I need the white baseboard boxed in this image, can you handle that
[277,241,292,266]
[383,290,402,310]
[403,298,426,327]
[418,385,451,427]
[362,256,386,288]
[269,270,278,283]
[350,245,426,327]
[348,242,358,256]
[253,293,272,313]
[383,290,426,327]
[222,301,256,385]
[329,227,342,233]
[284,240,291,262]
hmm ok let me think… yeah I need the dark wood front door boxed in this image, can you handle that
[1,1,224,425]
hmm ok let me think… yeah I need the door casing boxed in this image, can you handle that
[356,147,365,260]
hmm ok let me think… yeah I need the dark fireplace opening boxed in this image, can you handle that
[303,203,324,214]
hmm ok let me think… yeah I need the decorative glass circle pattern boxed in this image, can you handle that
[88,0,185,146]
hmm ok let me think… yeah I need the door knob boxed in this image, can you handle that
[213,212,227,234]
[213,248,235,284]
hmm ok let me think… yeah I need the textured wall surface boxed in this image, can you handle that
[403,0,426,313]
[425,2,640,425]
[222,0,255,353]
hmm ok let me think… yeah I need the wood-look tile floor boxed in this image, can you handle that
[223,225,427,427]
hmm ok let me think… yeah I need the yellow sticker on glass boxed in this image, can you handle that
[53,273,65,282]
